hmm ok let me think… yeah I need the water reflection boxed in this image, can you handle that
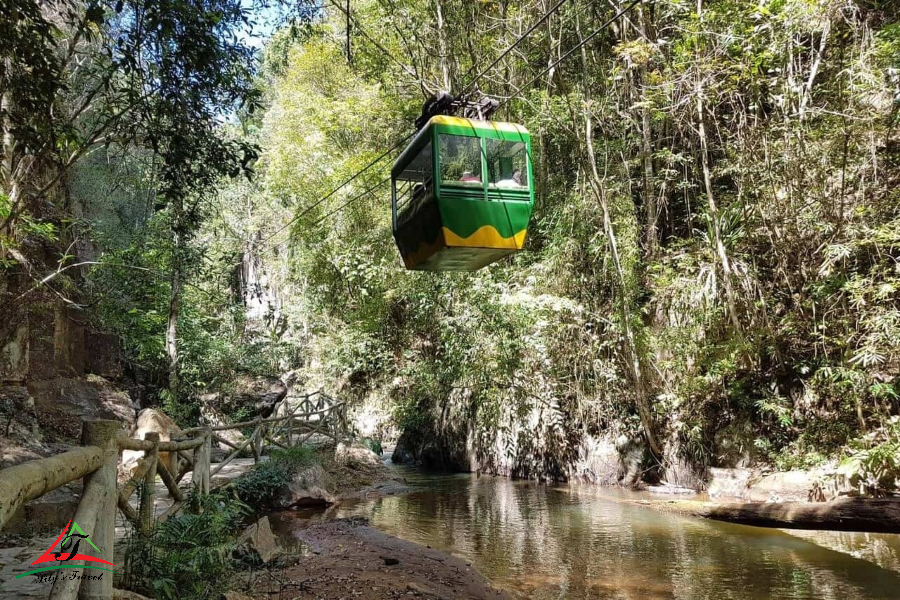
[274,470,900,599]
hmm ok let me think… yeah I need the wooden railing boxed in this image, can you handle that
[0,420,120,600]
[0,390,348,599]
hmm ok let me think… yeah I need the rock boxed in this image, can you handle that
[280,370,301,389]
[121,408,183,479]
[647,485,697,495]
[617,437,646,488]
[708,468,828,502]
[84,331,123,380]
[714,417,760,468]
[335,442,382,468]
[708,468,753,500]
[406,582,433,595]
[29,376,136,442]
[239,516,282,564]
[391,436,415,465]
[569,436,622,486]
[0,322,29,382]
[0,385,36,436]
[274,465,336,508]
[661,431,705,490]
[223,375,287,417]
[747,470,818,503]
[383,556,400,566]
[3,485,79,534]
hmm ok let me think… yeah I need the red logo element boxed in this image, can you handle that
[30,519,116,567]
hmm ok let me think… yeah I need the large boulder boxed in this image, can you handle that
[713,417,760,468]
[238,516,282,564]
[29,375,136,442]
[335,441,382,468]
[121,408,182,478]
[707,468,754,500]
[747,470,820,502]
[274,464,336,508]
[569,436,625,486]
[0,385,36,438]
[708,468,828,502]
[391,434,416,465]
[84,331,123,380]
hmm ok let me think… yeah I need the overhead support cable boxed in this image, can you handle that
[311,176,392,229]
[327,0,422,82]
[459,0,572,98]
[279,0,641,231]
[501,0,642,105]
[254,132,414,249]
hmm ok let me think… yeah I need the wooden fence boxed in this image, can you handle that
[0,390,347,599]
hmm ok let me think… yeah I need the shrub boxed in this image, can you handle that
[232,445,316,506]
[121,490,252,600]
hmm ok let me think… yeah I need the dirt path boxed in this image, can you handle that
[243,518,511,600]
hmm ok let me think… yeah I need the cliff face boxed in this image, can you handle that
[0,289,136,468]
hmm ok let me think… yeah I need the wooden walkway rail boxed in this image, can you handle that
[0,390,347,599]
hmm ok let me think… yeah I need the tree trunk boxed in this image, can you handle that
[434,0,452,91]
[584,105,662,459]
[638,4,657,259]
[696,0,741,332]
[0,79,18,249]
[166,195,183,399]
[577,13,661,458]
[623,496,900,534]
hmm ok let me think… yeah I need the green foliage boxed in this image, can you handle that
[123,445,314,598]
[360,436,383,455]
[233,445,316,507]
[837,418,900,496]
[235,0,900,484]
[122,490,252,600]
[7,0,900,487]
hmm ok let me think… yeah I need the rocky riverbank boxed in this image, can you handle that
[223,445,508,599]
[232,517,511,600]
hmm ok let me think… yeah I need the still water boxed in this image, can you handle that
[274,468,900,599]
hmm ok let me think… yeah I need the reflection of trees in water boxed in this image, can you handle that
[339,477,900,599]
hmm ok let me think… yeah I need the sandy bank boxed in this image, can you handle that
[238,517,511,600]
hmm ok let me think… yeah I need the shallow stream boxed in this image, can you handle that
[271,468,900,599]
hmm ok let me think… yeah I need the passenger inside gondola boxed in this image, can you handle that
[403,179,431,220]
[440,134,482,187]
[488,138,528,190]
[495,169,523,188]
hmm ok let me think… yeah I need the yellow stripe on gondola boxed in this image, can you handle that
[430,115,530,135]
[442,225,527,249]
[403,234,445,268]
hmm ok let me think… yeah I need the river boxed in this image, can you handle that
[270,467,900,599]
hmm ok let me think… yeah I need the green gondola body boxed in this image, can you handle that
[391,115,534,271]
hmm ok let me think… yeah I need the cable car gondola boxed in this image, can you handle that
[391,110,534,271]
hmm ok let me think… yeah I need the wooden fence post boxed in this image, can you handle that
[288,413,294,447]
[140,432,159,531]
[191,431,203,498]
[251,425,261,464]
[202,431,211,494]
[76,419,120,600]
